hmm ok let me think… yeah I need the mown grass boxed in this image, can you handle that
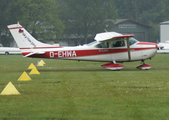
[0,54,169,120]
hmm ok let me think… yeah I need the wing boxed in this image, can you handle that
[94,32,134,42]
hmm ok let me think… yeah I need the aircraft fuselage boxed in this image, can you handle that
[20,41,157,62]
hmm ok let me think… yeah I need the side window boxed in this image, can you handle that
[111,41,125,48]
[96,42,109,48]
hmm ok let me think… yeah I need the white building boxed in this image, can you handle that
[160,21,169,42]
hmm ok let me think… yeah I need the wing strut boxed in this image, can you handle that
[126,37,131,60]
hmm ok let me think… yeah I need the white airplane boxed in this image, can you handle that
[157,41,169,53]
[7,23,157,70]
[0,47,21,55]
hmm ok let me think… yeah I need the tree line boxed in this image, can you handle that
[0,0,169,46]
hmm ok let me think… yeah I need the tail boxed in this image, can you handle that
[7,23,54,57]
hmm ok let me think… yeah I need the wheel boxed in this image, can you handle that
[5,52,9,55]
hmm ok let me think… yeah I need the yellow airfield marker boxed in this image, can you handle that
[37,60,45,66]
[40,60,45,64]
[28,63,36,69]
[18,71,32,81]
[29,67,40,75]
[0,82,20,95]
[37,61,44,66]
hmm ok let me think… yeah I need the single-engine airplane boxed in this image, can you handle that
[157,41,169,54]
[7,23,157,70]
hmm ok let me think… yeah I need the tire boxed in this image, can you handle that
[5,52,9,55]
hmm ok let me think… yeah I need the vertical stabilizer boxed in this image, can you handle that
[7,23,55,57]
[7,23,53,48]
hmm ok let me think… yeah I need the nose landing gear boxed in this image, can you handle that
[136,60,152,70]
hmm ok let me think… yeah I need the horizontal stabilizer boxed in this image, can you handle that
[24,51,45,57]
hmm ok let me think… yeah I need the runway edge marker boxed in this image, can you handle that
[0,82,20,95]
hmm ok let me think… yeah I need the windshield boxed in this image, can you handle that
[129,37,138,45]
[87,41,97,46]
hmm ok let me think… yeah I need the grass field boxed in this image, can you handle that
[0,54,169,120]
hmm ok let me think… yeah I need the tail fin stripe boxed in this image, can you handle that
[9,27,23,30]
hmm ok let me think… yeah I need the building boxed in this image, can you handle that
[61,19,152,46]
[160,21,169,43]
[112,19,152,42]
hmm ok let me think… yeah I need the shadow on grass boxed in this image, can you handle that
[38,68,108,72]
[9,67,165,73]
[37,68,145,72]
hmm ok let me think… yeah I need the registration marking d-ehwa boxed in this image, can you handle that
[50,51,77,58]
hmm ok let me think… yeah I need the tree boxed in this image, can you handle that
[14,0,64,42]
[60,0,117,44]
[136,1,169,42]
[0,0,64,46]
[0,0,18,46]
[113,0,167,42]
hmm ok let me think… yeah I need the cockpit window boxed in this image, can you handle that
[129,37,138,45]
[96,42,109,48]
[87,41,97,46]
[111,41,125,47]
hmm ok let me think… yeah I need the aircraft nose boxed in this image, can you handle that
[136,41,158,58]
[150,42,158,49]
[148,42,158,49]
[137,42,158,49]
[155,43,158,49]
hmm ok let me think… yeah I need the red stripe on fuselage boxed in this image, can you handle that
[136,42,158,49]
[20,46,63,49]
[21,47,157,58]
[22,49,127,58]
[136,42,156,45]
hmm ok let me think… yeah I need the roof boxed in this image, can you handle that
[160,21,169,25]
[115,19,152,28]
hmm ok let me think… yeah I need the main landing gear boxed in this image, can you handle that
[101,60,152,71]
[136,60,152,70]
[101,61,124,71]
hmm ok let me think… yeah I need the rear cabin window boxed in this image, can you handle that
[96,42,109,48]
[111,41,125,47]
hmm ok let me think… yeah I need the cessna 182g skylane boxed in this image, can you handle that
[8,23,157,70]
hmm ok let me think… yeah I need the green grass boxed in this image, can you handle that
[0,54,169,120]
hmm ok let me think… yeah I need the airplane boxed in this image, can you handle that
[7,23,158,70]
[0,47,21,55]
[157,41,169,53]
